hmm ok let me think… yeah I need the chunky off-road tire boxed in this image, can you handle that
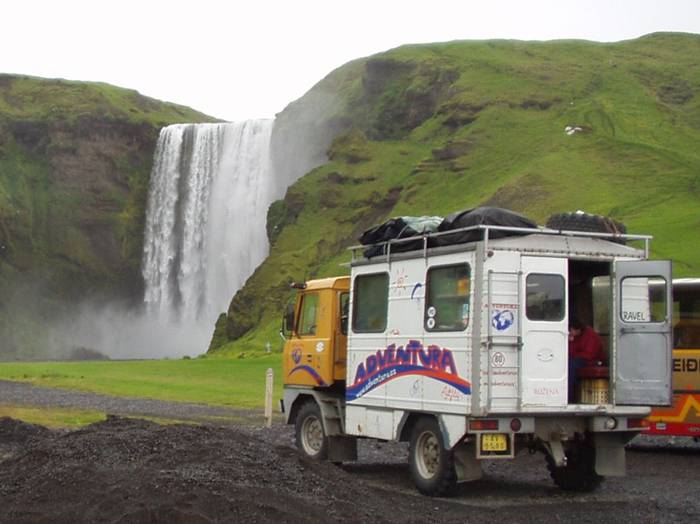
[409,417,458,497]
[546,212,627,244]
[545,440,603,492]
[295,401,328,460]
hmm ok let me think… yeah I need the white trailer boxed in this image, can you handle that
[282,224,672,495]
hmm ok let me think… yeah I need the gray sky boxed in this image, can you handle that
[2,0,699,121]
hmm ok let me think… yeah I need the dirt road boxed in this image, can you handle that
[1,379,699,523]
[0,379,263,424]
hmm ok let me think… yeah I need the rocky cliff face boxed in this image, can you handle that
[0,74,216,357]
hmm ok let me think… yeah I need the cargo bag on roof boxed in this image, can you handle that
[432,206,537,247]
[360,216,442,258]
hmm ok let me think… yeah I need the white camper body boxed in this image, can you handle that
[344,231,672,447]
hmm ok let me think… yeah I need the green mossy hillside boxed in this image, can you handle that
[210,33,700,355]
[0,74,217,358]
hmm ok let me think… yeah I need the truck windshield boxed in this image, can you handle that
[298,293,320,336]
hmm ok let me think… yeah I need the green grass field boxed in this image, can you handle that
[0,405,105,428]
[0,356,283,410]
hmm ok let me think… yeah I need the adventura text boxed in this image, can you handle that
[353,340,458,384]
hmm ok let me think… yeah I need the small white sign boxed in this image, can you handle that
[427,306,437,318]
[315,342,325,353]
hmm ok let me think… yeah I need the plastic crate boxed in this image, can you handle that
[579,378,609,404]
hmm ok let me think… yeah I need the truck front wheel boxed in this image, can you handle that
[295,401,328,460]
[409,417,458,496]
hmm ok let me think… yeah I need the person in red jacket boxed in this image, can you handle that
[568,317,605,402]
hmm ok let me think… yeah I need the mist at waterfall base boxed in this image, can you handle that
[50,120,302,360]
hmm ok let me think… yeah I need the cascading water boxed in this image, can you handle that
[49,112,331,360]
[139,120,278,354]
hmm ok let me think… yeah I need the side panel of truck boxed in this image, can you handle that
[346,252,475,438]
[478,250,521,414]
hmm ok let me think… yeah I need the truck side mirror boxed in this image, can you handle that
[282,301,295,339]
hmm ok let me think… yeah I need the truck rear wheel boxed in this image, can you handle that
[546,440,603,492]
[409,417,458,497]
[295,401,328,460]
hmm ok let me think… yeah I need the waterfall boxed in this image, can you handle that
[140,120,276,352]
[48,114,330,360]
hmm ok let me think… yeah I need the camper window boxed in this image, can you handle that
[352,273,389,333]
[425,264,471,331]
[526,274,565,321]
[620,277,667,323]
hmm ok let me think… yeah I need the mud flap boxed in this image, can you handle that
[453,443,482,482]
[327,436,357,462]
[593,433,633,477]
[547,438,566,467]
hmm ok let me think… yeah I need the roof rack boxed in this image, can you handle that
[348,224,652,264]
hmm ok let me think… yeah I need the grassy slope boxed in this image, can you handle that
[0,74,213,125]
[0,356,282,409]
[212,33,700,355]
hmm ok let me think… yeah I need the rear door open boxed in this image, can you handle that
[613,260,673,406]
[520,256,568,407]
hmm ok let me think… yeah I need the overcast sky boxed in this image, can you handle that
[2,0,699,121]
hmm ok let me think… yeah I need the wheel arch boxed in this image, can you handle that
[397,412,454,446]
[397,412,426,442]
[284,390,315,425]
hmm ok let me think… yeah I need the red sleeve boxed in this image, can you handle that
[581,328,604,363]
[569,327,604,363]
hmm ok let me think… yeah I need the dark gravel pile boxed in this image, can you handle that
[0,417,52,445]
[0,416,435,524]
[0,417,53,462]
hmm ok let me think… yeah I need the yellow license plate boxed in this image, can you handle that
[481,433,508,452]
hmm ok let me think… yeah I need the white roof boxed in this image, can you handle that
[487,233,645,258]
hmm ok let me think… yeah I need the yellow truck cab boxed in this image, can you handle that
[282,277,350,389]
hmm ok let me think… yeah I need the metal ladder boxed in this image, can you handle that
[486,269,523,412]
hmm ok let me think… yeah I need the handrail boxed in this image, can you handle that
[348,224,652,262]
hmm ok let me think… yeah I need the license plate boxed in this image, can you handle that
[481,433,507,452]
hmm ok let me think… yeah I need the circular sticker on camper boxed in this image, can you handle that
[427,306,437,318]
[492,310,514,331]
[426,317,436,329]
[491,351,506,368]
[315,342,325,353]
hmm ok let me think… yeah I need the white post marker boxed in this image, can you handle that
[265,367,274,428]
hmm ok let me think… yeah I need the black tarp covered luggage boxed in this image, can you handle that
[432,206,537,247]
[360,216,442,258]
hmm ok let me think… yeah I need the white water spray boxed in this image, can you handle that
[136,120,278,356]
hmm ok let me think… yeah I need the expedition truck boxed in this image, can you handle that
[280,220,672,495]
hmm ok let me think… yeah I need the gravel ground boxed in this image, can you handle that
[0,379,265,424]
[1,379,699,523]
